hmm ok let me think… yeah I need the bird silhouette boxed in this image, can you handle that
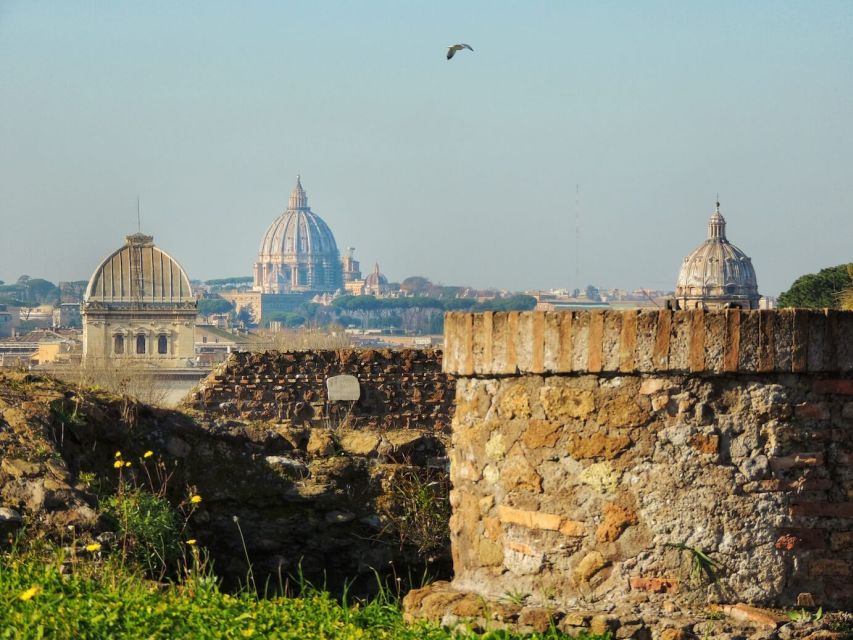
[446,43,473,60]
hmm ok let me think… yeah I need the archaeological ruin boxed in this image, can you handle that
[403,309,853,633]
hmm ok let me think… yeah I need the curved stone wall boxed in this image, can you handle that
[441,310,853,609]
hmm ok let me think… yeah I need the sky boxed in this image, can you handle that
[1,1,851,297]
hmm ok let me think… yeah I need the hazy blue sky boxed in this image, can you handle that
[1,1,851,296]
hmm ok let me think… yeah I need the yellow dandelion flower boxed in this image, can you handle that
[113,460,123,469]
[143,450,154,458]
[19,586,40,601]
[124,461,131,467]
[114,451,122,458]
[186,539,197,546]
[190,495,202,504]
[85,543,101,552]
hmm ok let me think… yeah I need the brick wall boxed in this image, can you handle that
[191,348,454,430]
[441,310,853,609]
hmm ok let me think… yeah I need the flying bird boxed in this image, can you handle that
[446,43,473,60]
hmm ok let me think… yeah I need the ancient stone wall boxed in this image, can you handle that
[438,310,853,612]
[190,348,453,430]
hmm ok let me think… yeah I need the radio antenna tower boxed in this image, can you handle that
[575,184,580,288]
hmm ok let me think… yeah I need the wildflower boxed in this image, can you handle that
[124,461,131,467]
[85,543,101,552]
[190,495,202,504]
[143,450,154,458]
[113,460,123,469]
[19,586,40,601]
[114,451,122,458]
[186,539,197,546]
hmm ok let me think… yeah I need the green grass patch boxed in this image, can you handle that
[0,550,609,640]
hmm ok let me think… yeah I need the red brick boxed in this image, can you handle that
[810,559,852,577]
[690,433,720,455]
[769,453,824,471]
[758,478,833,492]
[790,503,853,518]
[794,403,830,420]
[830,531,853,550]
[774,528,827,550]
[814,379,853,395]
[629,576,679,593]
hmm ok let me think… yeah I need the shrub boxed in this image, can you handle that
[103,488,182,578]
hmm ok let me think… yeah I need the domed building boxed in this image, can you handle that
[81,233,197,366]
[253,177,344,294]
[674,202,760,310]
[364,263,390,296]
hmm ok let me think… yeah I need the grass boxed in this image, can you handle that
[0,549,609,640]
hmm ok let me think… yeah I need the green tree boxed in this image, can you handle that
[778,264,853,309]
[197,298,234,316]
[842,264,853,310]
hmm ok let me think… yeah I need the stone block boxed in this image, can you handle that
[619,311,638,372]
[723,309,741,372]
[653,310,673,370]
[634,311,657,372]
[504,543,544,575]
[338,431,380,456]
[572,312,591,372]
[325,375,360,401]
[521,420,562,449]
[543,312,561,373]
[497,505,562,531]
[704,310,726,373]
[807,311,827,372]
[596,502,638,542]
[574,550,607,583]
[738,311,760,371]
[602,310,624,372]
[758,309,775,372]
[516,312,534,373]
[567,432,630,460]
[587,311,605,372]
[540,386,595,420]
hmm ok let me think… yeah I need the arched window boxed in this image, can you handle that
[157,335,168,354]
[136,335,146,354]
[114,334,124,354]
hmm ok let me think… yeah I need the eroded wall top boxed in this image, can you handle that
[443,310,853,376]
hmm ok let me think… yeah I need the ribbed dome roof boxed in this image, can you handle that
[364,263,388,287]
[258,176,339,259]
[675,203,759,305]
[85,233,194,303]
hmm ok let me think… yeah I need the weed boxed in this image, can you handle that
[665,541,725,588]
[377,464,451,557]
[103,487,181,578]
[787,606,823,623]
[501,590,530,606]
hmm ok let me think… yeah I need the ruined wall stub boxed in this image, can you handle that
[441,310,853,609]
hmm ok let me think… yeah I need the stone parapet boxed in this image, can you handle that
[442,309,853,376]
[436,309,853,613]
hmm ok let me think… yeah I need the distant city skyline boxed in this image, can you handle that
[1,1,851,297]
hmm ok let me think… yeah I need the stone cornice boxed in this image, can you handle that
[442,309,853,376]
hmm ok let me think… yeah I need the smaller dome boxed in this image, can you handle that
[674,202,760,309]
[364,263,389,288]
[85,233,194,303]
